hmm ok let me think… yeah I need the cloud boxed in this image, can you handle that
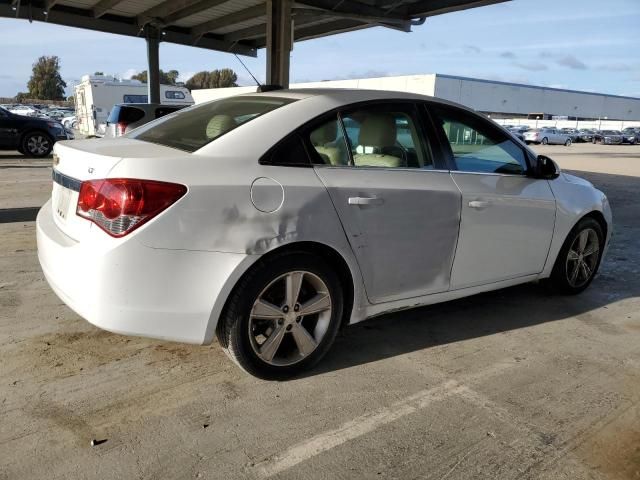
[500,51,516,59]
[556,55,588,70]
[121,68,138,79]
[463,45,482,54]
[512,62,548,71]
[598,63,634,72]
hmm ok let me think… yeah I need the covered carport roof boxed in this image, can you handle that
[1,0,507,57]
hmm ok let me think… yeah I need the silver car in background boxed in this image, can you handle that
[103,103,188,138]
[524,128,572,146]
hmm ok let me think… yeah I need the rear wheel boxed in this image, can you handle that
[21,131,53,157]
[565,138,572,146]
[542,137,549,145]
[548,217,604,294]
[217,252,343,379]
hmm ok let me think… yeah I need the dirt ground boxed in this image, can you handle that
[1,143,639,480]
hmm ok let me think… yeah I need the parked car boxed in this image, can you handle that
[61,115,77,129]
[507,127,525,142]
[0,106,71,157]
[593,130,623,145]
[103,103,189,138]
[523,128,572,146]
[621,127,639,145]
[576,129,596,143]
[37,89,612,378]
[8,105,40,116]
[559,128,580,142]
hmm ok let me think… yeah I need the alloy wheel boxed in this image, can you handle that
[26,135,50,155]
[248,270,332,366]
[565,228,600,288]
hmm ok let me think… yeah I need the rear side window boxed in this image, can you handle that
[123,94,148,103]
[165,91,186,100]
[107,106,145,124]
[129,96,295,152]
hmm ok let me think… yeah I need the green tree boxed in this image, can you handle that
[94,71,104,75]
[185,69,238,90]
[15,92,30,102]
[26,56,67,100]
[131,69,179,85]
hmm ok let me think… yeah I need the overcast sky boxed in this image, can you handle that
[1,0,639,98]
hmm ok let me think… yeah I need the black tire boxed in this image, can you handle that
[21,131,53,158]
[548,217,604,295]
[542,137,549,145]
[217,251,344,379]
[565,138,572,146]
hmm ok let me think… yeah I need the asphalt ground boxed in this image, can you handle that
[1,142,639,480]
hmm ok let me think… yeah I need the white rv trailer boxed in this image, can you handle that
[74,75,194,136]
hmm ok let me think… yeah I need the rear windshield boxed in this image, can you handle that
[108,105,145,124]
[128,96,295,152]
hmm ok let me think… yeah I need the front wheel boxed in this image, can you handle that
[542,137,549,145]
[565,138,572,146]
[548,217,604,294]
[217,252,344,379]
[21,132,53,157]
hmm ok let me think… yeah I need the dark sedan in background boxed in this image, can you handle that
[0,106,72,157]
[593,130,623,145]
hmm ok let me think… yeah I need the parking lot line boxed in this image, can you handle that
[255,360,516,478]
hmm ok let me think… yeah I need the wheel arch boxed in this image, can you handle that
[19,128,54,150]
[207,241,356,345]
[581,210,608,239]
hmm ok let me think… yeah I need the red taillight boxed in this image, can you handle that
[76,179,187,237]
[116,122,128,136]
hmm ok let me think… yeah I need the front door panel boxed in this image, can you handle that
[315,167,461,304]
[450,173,556,289]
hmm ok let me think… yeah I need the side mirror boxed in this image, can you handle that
[534,155,560,179]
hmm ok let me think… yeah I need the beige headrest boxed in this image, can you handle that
[310,121,338,145]
[206,114,237,139]
[358,114,396,147]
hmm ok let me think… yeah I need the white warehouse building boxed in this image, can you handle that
[193,73,640,123]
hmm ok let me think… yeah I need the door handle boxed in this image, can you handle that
[468,200,490,209]
[348,196,384,206]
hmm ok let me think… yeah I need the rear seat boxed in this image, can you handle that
[310,122,343,165]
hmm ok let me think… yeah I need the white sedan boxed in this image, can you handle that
[37,89,612,379]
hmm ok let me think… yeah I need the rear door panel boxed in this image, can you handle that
[315,167,461,304]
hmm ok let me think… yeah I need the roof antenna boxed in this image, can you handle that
[233,53,283,93]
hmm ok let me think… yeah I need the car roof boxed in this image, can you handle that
[232,87,473,112]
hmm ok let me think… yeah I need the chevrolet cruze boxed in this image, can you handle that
[37,89,612,379]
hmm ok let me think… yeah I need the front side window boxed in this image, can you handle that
[308,104,432,169]
[129,96,295,152]
[432,105,527,175]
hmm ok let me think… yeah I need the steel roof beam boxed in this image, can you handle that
[407,0,507,16]
[157,0,230,26]
[0,3,257,56]
[92,0,125,18]
[295,0,408,19]
[191,4,265,37]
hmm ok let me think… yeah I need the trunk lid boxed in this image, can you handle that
[51,138,180,241]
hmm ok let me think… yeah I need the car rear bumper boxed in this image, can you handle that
[37,200,251,345]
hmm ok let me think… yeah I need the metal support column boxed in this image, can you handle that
[145,25,160,104]
[265,0,292,88]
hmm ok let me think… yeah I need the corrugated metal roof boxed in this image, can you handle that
[1,0,509,56]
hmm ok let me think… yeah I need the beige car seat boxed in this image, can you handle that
[310,122,343,165]
[206,114,238,139]
[353,114,403,168]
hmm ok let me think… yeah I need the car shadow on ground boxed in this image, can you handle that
[304,170,640,378]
